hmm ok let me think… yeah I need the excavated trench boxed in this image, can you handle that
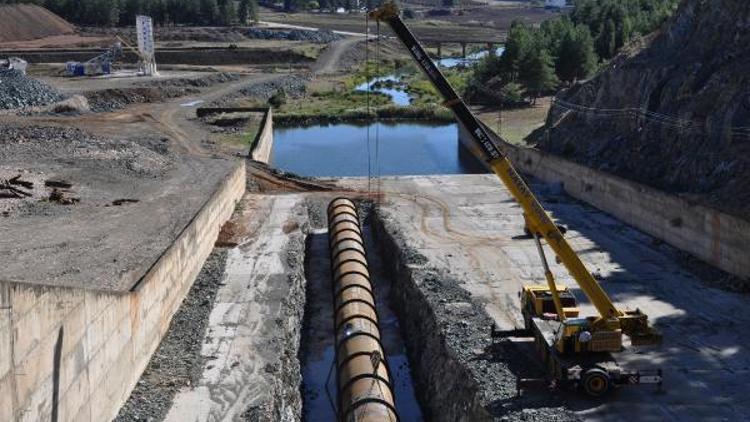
[298,199,573,422]
[299,201,423,421]
[369,208,577,422]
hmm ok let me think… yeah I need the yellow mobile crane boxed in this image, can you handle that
[370,3,662,396]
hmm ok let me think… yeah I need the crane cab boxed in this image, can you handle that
[521,285,579,328]
[553,318,623,354]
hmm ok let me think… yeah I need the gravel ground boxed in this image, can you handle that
[238,75,308,101]
[115,249,229,422]
[0,122,233,291]
[84,86,200,112]
[82,73,240,112]
[247,28,343,43]
[0,125,172,178]
[212,75,308,107]
[139,72,241,89]
[0,124,172,219]
[375,210,579,421]
[0,69,65,110]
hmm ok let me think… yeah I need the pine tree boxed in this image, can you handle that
[499,21,533,82]
[596,18,617,59]
[238,0,252,23]
[520,48,559,104]
[217,0,236,25]
[556,25,598,83]
[199,0,218,24]
[247,0,258,21]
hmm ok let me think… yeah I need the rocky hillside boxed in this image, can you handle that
[534,0,750,217]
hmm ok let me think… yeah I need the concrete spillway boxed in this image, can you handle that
[328,198,399,422]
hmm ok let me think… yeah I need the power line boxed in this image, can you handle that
[551,98,750,140]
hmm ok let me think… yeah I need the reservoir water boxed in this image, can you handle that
[272,47,503,178]
[271,122,485,177]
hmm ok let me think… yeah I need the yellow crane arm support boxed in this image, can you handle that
[370,4,659,342]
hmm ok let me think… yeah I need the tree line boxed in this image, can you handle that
[0,0,395,25]
[468,0,679,105]
[0,0,259,26]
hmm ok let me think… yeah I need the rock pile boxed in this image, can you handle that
[238,75,307,101]
[0,69,64,110]
[247,28,343,43]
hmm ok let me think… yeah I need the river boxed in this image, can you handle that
[354,46,505,105]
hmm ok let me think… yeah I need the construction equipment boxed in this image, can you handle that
[65,42,122,76]
[370,3,662,397]
[0,57,27,75]
[115,34,157,76]
[65,15,157,77]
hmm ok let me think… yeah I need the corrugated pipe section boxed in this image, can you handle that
[327,198,399,422]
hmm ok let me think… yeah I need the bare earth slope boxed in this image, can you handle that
[0,4,75,43]
[535,0,750,217]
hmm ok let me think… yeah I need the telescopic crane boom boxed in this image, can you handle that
[369,3,660,344]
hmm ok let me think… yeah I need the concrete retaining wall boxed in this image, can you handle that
[458,124,750,280]
[251,108,274,163]
[195,107,274,163]
[0,162,246,422]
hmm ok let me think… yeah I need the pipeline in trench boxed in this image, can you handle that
[300,199,424,421]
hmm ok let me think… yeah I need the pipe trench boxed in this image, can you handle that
[327,198,399,422]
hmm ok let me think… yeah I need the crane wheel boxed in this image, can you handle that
[582,368,611,397]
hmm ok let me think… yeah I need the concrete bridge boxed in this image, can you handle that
[421,38,506,59]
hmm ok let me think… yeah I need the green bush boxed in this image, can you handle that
[268,91,287,108]
[500,82,525,105]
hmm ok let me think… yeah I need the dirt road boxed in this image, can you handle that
[9,72,285,156]
[313,36,363,75]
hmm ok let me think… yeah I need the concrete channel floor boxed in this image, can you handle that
[165,194,308,421]
[159,174,748,421]
[339,174,750,421]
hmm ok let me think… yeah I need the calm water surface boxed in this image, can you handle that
[271,122,486,177]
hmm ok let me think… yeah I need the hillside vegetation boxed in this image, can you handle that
[535,0,750,216]
[467,0,679,104]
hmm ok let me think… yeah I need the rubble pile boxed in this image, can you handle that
[246,28,343,43]
[0,69,65,110]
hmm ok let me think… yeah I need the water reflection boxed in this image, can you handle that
[355,75,411,106]
[271,122,487,177]
[354,46,505,106]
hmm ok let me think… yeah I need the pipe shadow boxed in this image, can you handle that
[52,326,63,422]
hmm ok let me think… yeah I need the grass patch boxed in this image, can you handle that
[214,116,263,150]
[277,89,392,116]
[292,44,326,60]
[402,67,471,105]
[474,97,552,145]
[275,104,454,127]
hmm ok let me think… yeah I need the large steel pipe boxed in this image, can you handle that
[327,198,399,422]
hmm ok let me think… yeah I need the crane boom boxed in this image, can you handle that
[370,3,659,344]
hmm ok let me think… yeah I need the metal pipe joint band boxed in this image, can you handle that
[327,198,398,422]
